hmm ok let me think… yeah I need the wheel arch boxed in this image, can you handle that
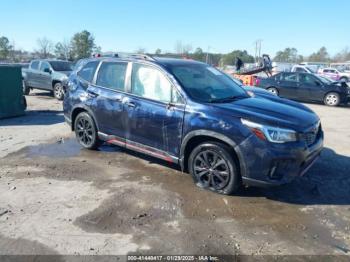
[180,130,245,178]
[70,105,99,131]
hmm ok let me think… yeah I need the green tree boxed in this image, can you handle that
[220,50,254,66]
[273,48,303,63]
[308,47,330,62]
[70,30,96,60]
[0,36,13,60]
[155,48,162,55]
[192,47,205,62]
[55,40,73,60]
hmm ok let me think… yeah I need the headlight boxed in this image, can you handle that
[241,119,297,143]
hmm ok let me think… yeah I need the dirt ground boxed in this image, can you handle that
[0,90,350,259]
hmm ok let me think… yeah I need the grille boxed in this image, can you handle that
[302,132,317,146]
[301,124,320,146]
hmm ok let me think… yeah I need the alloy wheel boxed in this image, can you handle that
[193,150,230,190]
[76,117,94,147]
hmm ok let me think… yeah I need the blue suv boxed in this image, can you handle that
[63,55,323,195]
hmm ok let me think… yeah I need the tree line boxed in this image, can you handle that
[0,30,99,62]
[1,31,350,64]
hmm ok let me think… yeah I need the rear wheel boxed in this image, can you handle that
[74,112,101,150]
[267,87,278,96]
[324,92,340,106]
[53,82,64,100]
[188,142,241,195]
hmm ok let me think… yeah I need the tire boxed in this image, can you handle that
[324,92,340,106]
[53,82,64,100]
[74,112,102,150]
[267,87,278,96]
[23,81,30,95]
[188,141,241,195]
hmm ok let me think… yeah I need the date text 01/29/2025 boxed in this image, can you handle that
[127,255,220,261]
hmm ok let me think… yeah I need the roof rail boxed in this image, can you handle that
[112,53,156,61]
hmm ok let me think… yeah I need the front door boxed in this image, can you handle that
[124,63,185,159]
[298,73,324,101]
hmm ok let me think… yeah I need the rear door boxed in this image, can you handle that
[88,61,129,140]
[38,61,52,90]
[27,61,40,87]
[123,62,185,159]
[277,72,299,99]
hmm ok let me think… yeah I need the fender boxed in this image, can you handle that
[70,104,100,131]
[179,129,247,178]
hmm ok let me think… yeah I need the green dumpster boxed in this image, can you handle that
[0,65,26,119]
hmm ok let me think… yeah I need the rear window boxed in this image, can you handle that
[30,61,39,70]
[77,61,99,82]
[96,62,127,91]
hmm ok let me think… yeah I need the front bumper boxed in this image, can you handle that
[238,130,323,187]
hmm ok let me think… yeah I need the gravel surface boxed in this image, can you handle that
[0,90,349,259]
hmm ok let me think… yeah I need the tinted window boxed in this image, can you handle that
[168,64,248,102]
[131,64,172,103]
[40,62,51,72]
[96,62,127,91]
[31,61,39,70]
[283,73,298,82]
[274,73,283,81]
[299,74,315,84]
[295,67,306,73]
[50,61,73,71]
[78,61,99,82]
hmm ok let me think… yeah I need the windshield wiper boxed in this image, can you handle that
[209,95,247,103]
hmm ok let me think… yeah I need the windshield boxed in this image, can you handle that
[314,74,334,84]
[49,61,73,71]
[168,64,248,103]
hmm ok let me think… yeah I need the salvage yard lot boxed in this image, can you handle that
[0,91,350,256]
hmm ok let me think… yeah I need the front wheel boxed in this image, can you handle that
[324,92,340,106]
[267,87,278,96]
[74,112,101,150]
[188,142,241,195]
[53,82,64,100]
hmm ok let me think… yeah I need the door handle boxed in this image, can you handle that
[87,90,99,98]
[125,101,136,108]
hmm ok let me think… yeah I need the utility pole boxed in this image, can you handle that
[206,46,211,64]
[253,39,263,63]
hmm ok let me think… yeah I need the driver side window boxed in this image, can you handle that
[40,62,50,72]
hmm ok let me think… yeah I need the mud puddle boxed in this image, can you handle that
[1,139,349,254]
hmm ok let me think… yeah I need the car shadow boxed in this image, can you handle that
[0,110,64,126]
[118,146,350,205]
[240,147,350,205]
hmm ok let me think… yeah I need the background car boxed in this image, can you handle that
[257,72,350,106]
[318,67,350,82]
[22,59,73,100]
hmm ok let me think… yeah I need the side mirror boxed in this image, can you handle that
[44,68,51,74]
[315,81,321,86]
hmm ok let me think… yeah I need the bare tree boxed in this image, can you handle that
[37,37,53,58]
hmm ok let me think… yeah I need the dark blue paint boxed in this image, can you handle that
[64,57,324,187]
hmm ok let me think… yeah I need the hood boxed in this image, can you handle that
[54,71,72,77]
[211,96,319,132]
